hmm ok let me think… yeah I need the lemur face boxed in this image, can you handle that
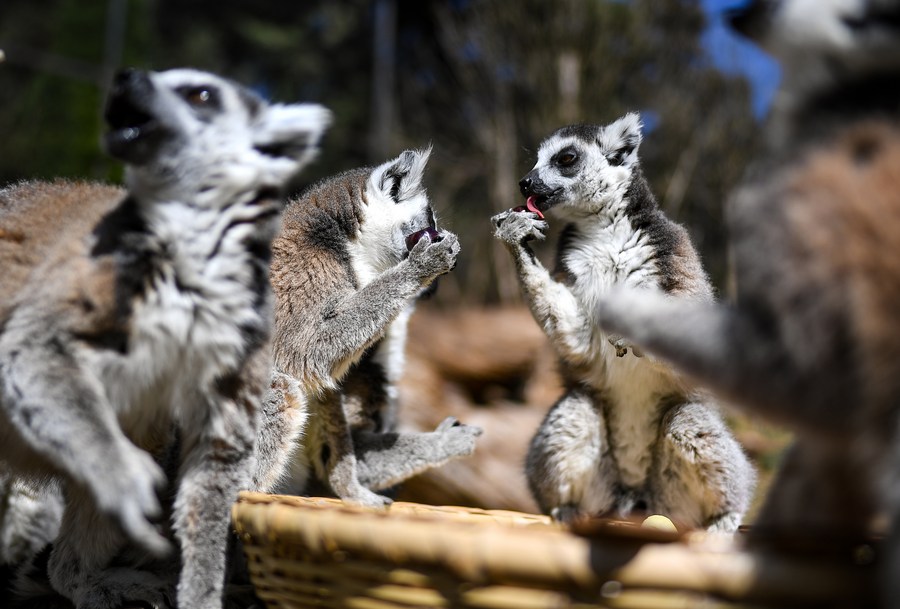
[729,0,900,82]
[103,68,330,202]
[361,147,439,262]
[519,113,643,218]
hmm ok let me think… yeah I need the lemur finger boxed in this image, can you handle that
[491,210,512,228]
[435,416,460,432]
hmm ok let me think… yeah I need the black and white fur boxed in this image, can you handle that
[597,0,900,603]
[269,148,482,508]
[0,68,328,608]
[492,114,755,531]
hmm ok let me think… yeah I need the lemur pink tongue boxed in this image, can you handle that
[525,196,544,219]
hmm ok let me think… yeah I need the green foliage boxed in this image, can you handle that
[0,0,761,302]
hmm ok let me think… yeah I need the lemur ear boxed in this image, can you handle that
[252,103,332,168]
[373,146,432,203]
[598,112,643,167]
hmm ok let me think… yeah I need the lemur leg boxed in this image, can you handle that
[352,417,483,491]
[651,401,755,533]
[492,211,598,366]
[309,390,392,508]
[0,331,167,556]
[525,389,617,522]
[251,371,308,493]
[48,487,174,609]
[172,351,269,609]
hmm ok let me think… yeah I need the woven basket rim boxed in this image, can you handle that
[233,492,879,605]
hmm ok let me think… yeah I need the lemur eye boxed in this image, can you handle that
[184,87,212,106]
[557,152,577,167]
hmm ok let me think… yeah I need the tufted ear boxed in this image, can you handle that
[252,102,332,171]
[372,146,432,203]
[597,112,643,167]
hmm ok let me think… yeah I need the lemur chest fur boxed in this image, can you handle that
[345,238,412,388]
[88,197,274,427]
[561,215,676,488]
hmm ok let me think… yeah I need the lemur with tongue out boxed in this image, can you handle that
[491,113,755,531]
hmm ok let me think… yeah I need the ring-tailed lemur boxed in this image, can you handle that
[269,147,483,507]
[595,0,900,603]
[0,68,329,609]
[491,114,755,531]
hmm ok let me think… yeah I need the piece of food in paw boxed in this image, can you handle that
[405,227,442,251]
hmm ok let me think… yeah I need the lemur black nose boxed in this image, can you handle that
[111,68,152,98]
[519,177,533,195]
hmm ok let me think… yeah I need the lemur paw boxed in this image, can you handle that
[341,485,393,509]
[550,504,584,524]
[607,335,644,358]
[491,209,548,245]
[93,444,170,557]
[407,230,460,283]
[435,416,483,457]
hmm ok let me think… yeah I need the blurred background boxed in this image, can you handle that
[0,0,790,518]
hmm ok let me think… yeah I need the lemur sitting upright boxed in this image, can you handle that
[491,114,755,531]
[0,68,328,609]
[595,0,900,603]
[269,148,483,507]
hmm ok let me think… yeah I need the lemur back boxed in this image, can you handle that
[269,149,482,507]
[0,68,328,609]
[492,114,754,530]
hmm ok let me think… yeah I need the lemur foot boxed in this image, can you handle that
[435,416,483,457]
[491,209,548,245]
[607,335,644,358]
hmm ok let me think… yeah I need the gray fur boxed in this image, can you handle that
[492,114,754,530]
[0,68,329,609]
[596,0,900,602]
[269,148,481,507]
[0,475,63,567]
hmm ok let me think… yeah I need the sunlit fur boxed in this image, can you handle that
[0,68,328,609]
[493,114,755,531]
[269,149,481,509]
[596,0,900,604]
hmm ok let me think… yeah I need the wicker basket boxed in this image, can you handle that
[233,492,877,609]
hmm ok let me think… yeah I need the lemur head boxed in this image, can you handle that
[729,0,900,93]
[357,147,438,269]
[103,68,331,203]
[519,113,643,219]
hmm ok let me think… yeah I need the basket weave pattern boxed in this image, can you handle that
[233,492,875,609]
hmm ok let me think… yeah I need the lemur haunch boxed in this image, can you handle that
[492,114,754,531]
[0,68,328,609]
[595,0,900,603]
[269,148,483,507]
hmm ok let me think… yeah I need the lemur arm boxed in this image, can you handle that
[0,310,168,557]
[492,211,595,367]
[272,232,459,389]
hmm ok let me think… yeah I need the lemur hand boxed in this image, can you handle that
[407,229,460,283]
[491,209,548,245]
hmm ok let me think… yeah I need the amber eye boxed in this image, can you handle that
[184,87,212,106]
[557,152,577,167]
